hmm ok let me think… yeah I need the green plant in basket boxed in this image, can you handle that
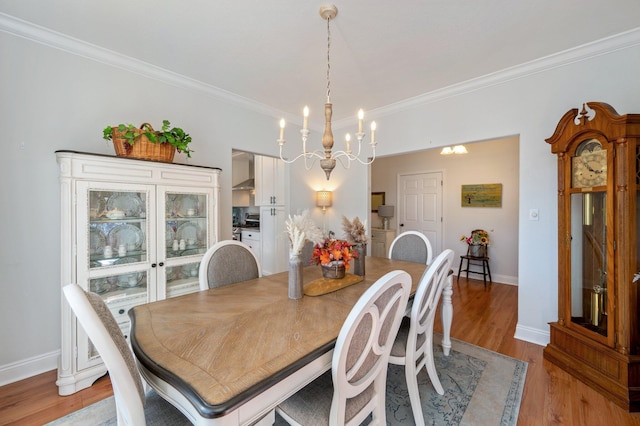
[103,120,193,157]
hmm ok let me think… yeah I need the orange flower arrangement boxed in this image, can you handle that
[311,238,358,269]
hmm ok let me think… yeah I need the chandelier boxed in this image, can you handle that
[277,4,377,180]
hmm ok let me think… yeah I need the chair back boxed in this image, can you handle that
[198,240,262,290]
[63,283,146,425]
[388,231,433,265]
[331,270,411,425]
[407,249,454,364]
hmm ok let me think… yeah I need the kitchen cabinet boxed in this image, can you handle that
[241,229,262,262]
[543,103,640,411]
[55,151,220,395]
[260,206,288,275]
[370,228,396,258]
[255,155,285,206]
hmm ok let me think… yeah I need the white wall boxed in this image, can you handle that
[370,136,520,285]
[2,17,640,384]
[292,41,640,347]
[0,31,286,384]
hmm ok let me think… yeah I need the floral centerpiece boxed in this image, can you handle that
[285,210,324,256]
[312,238,358,279]
[460,230,489,246]
[342,215,367,276]
[284,210,324,298]
[341,215,368,245]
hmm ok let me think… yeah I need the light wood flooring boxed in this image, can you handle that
[2,278,640,425]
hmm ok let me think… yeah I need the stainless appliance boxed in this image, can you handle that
[244,213,260,228]
[232,213,259,241]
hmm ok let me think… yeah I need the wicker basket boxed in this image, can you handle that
[111,123,176,163]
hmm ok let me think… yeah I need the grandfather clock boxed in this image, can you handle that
[544,102,640,411]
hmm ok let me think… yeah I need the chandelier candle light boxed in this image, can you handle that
[277,4,377,180]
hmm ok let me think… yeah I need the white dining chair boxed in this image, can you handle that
[388,249,455,426]
[198,240,261,290]
[62,283,191,425]
[276,270,412,426]
[388,231,433,265]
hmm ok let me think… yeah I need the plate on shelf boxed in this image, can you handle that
[172,194,199,217]
[89,228,106,255]
[106,192,143,218]
[89,191,106,218]
[165,267,176,281]
[176,222,200,243]
[108,224,145,251]
[166,223,176,247]
[117,272,144,288]
[181,263,200,278]
[90,278,110,294]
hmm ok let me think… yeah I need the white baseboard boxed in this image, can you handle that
[514,324,550,346]
[453,268,518,286]
[0,350,59,387]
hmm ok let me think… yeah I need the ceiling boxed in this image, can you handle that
[2,1,639,126]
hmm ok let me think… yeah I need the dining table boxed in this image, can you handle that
[129,256,453,425]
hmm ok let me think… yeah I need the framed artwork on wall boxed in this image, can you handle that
[371,192,385,212]
[461,183,502,207]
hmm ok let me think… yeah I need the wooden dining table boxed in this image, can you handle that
[129,256,452,425]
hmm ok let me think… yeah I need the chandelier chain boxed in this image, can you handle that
[326,15,331,103]
[277,4,377,181]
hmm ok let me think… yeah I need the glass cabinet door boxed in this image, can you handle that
[76,183,154,370]
[569,191,608,338]
[160,188,213,298]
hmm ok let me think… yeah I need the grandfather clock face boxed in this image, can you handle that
[571,139,607,188]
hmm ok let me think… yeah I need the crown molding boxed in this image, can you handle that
[0,12,284,119]
[363,27,640,123]
[2,12,639,128]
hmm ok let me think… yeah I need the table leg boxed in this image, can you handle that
[441,274,453,356]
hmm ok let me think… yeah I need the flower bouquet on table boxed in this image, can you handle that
[285,210,325,257]
[342,215,367,276]
[312,238,358,279]
[341,215,368,245]
[284,210,324,299]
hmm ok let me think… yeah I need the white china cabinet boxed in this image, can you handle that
[55,151,220,395]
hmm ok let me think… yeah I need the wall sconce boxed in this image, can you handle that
[440,145,468,155]
[377,205,394,230]
[316,190,333,213]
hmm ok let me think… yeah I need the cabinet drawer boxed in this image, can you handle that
[241,230,261,241]
[106,295,146,323]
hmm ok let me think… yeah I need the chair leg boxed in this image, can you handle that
[457,257,464,282]
[465,258,470,280]
[486,260,492,284]
[405,362,426,426]
[482,260,487,288]
[424,333,444,396]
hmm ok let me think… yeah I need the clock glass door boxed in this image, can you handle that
[569,191,608,337]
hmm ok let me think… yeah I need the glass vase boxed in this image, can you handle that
[353,243,366,276]
[288,254,304,299]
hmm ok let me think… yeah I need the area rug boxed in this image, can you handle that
[48,335,527,425]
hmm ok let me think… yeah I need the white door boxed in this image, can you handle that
[397,172,443,255]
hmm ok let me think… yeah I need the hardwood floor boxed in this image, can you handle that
[2,278,640,425]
